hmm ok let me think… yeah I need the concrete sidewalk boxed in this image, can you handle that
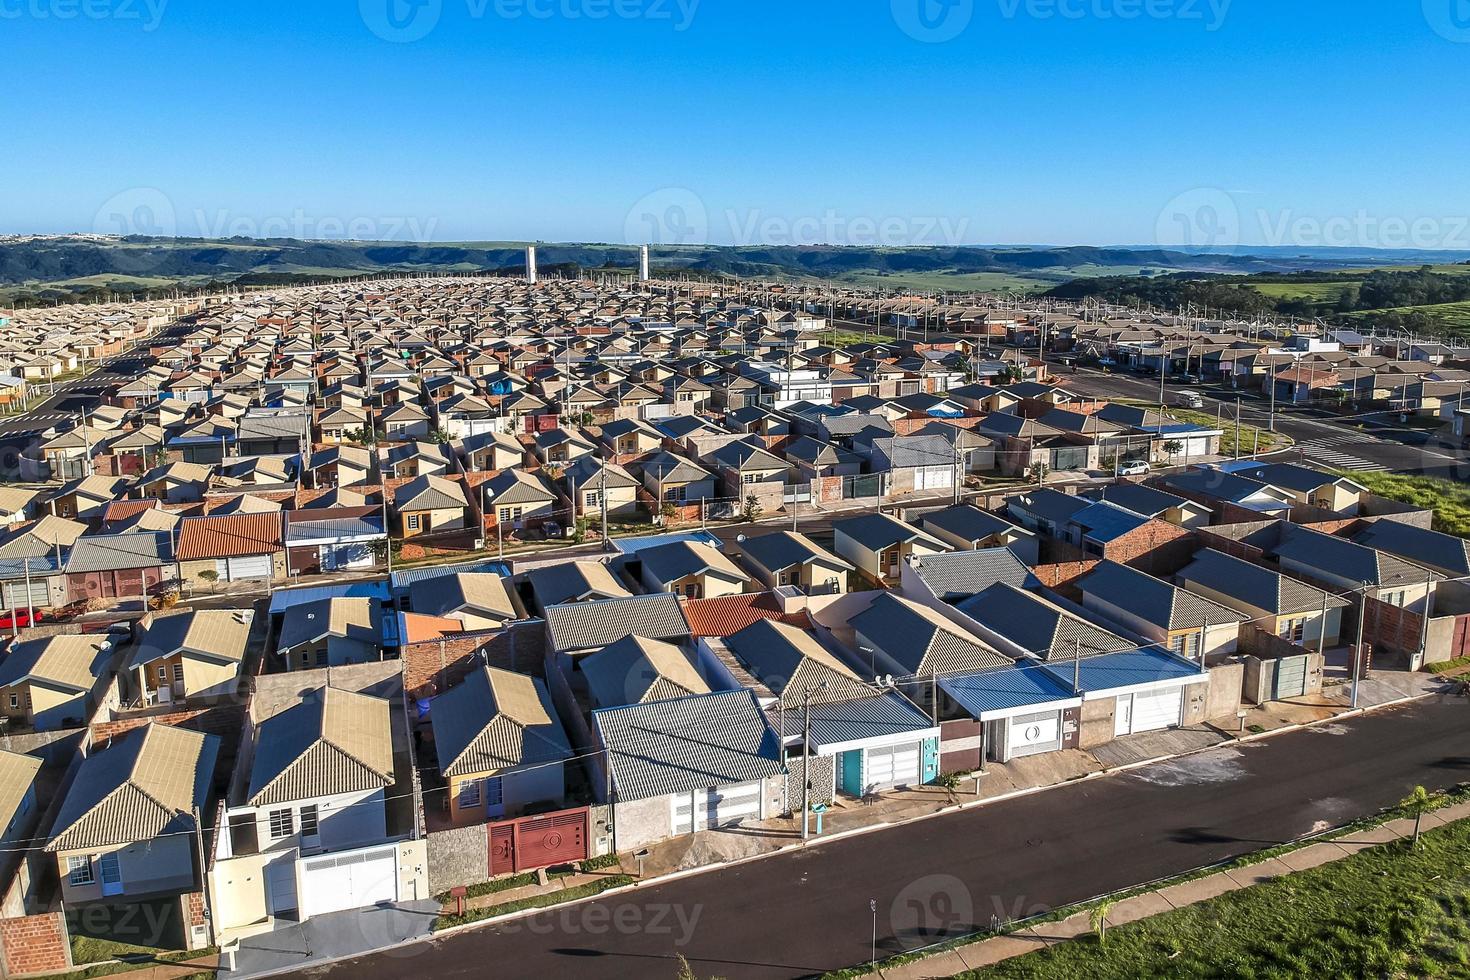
[219,900,440,980]
[873,800,1470,979]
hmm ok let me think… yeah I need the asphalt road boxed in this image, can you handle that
[289,697,1470,980]
[1060,366,1470,480]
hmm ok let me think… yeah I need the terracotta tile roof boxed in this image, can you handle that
[401,612,465,643]
[176,511,284,560]
[100,499,161,523]
[680,592,809,639]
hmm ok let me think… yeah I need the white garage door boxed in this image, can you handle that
[216,555,273,581]
[1129,688,1184,734]
[322,543,374,571]
[2,580,50,610]
[1008,710,1062,758]
[914,466,953,492]
[671,782,764,834]
[298,847,398,919]
[865,743,921,791]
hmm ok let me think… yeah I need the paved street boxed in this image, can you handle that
[285,697,1470,980]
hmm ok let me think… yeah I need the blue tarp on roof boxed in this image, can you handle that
[940,664,1081,718]
[268,580,391,615]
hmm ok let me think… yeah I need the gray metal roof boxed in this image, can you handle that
[593,689,783,802]
[1353,520,1470,577]
[849,593,1011,675]
[907,548,1037,602]
[737,530,851,576]
[1273,525,1437,588]
[544,592,690,653]
[1080,561,1248,631]
[1177,549,1348,617]
[920,505,1025,546]
[956,583,1136,661]
[795,691,935,749]
[724,618,872,705]
[285,516,384,543]
[64,532,174,573]
[833,512,945,552]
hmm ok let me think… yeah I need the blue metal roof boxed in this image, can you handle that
[0,555,61,582]
[285,516,384,543]
[1071,502,1151,543]
[1041,648,1205,694]
[268,580,391,615]
[613,530,723,556]
[390,558,512,591]
[940,664,1080,718]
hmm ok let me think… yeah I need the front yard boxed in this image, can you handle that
[970,817,1470,979]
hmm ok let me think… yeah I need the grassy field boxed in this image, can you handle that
[1346,300,1470,333]
[972,816,1470,979]
[1249,280,1361,302]
[840,270,1055,294]
[1338,471,1470,536]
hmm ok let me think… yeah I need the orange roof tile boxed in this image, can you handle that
[400,612,465,644]
[175,512,284,560]
[680,592,809,639]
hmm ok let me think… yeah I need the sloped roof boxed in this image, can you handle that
[409,572,516,621]
[526,561,632,607]
[0,634,110,693]
[850,593,1012,675]
[545,593,690,653]
[130,609,252,669]
[247,687,394,806]
[580,635,710,709]
[906,548,1038,602]
[176,512,283,560]
[1080,560,1248,630]
[639,540,750,586]
[47,724,218,852]
[957,583,1137,661]
[593,689,783,803]
[737,531,851,576]
[65,532,173,572]
[724,618,872,705]
[833,512,947,553]
[1177,549,1349,617]
[432,667,572,777]
[395,474,469,511]
[0,749,42,833]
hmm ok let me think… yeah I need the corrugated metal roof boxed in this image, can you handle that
[850,593,1011,675]
[908,548,1036,602]
[285,516,384,543]
[799,691,936,748]
[940,664,1080,718]
[593,689,783,803]
[0,634,109,693]
[526,561,630,607]
[545,593,690,653]
[64,532,174,573]
[1040,648,1206,694]
[0,749,42,831]
[613,530,723,556]
[580,635,709,710]
[268,580,391,615]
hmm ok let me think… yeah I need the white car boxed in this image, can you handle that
[1118,461,1150,476]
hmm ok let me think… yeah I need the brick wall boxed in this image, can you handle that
[1105,520,1197,576]
[1363,595,1426,657]
[90,703,245,745]
[1031,560,1101,600]
[0,912,71,976]
[400,621,549,700]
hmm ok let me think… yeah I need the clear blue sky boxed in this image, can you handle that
[5,0,1468,248]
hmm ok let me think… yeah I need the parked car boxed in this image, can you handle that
[1119,460,1151,476]
[0,609,43,630]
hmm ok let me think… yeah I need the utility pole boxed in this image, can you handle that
[1352,583,1369,709]
[381,487,392,575]
[599,460,610,552]
[800,681,827,842]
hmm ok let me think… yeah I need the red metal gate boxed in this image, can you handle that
[488,806,590,876]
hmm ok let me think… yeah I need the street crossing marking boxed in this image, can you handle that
[1297,439,1389,473]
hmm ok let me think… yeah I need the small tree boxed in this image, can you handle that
[742,493,763,523]
[1028,462,1049,487]
[1401,785,1434,847]
[197,569,219,592]
[1162,439,1184,458]
[1090,898,1117,946]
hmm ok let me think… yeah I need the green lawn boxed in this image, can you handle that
[1249,280,1362,303]
[1341,471,1470,536]
[970,817,1470,979]
[1347,300,1470,333]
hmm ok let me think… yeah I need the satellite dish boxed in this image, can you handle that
[736,534,747,544]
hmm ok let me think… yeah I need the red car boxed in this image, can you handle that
[0,609,43,630]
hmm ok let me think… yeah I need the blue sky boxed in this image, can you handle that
[4,0,1468,248]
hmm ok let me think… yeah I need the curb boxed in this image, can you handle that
[226,686,1444,979]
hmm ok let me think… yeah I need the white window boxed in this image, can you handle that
[172,664,185,682]
[585,491,601,509]
[67,856,93,886]
[407,514,421,531]
[742,473,759,484]
[268,809,294,840]
[458,779,482,809]
[7,693,16,710]
[158,666,168,682]
[299,805,319,839]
